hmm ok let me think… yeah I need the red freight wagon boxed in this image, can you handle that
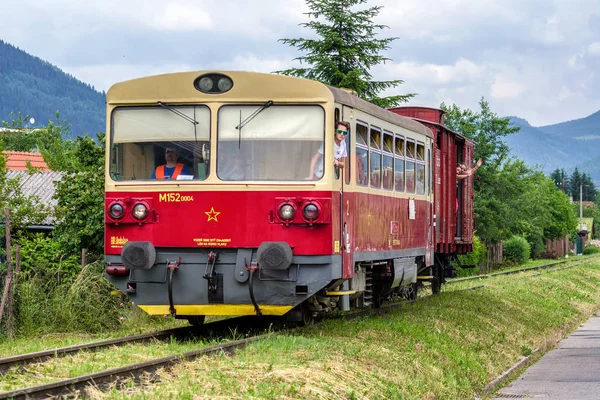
[388,107,475,283]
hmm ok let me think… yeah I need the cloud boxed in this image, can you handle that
[589,42,600,56]
[378,58,485,86]
[2,0,600,127]
[149,2,213,31]
[490,76,525,99]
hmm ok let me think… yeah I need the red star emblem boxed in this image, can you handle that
[205,207,220,222]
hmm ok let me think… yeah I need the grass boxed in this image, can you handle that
[2,257,600,398]
[100,258,600,399]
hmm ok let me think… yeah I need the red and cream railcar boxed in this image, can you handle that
[103,71,444,323]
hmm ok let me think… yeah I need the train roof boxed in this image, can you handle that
[409,117,475,145]
[326,86,433,138]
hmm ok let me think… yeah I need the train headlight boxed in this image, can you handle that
[194,73,234,94]
[279,204,295,221]
[217,77,233,92]
[198,77,214,92]
[109,203,124,219]
[133,203,148,220]
[303,203,319,220]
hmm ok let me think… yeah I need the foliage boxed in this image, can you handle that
[0,39,105,137]
[442,98,519,174]
[504,236,531,263]
[12,262,121,336]
[568,167,596,201]
[0,146,49,242]
[442,99,577,250]
[550,168,568,192]
[455,234,486,276]
[277,0,415,108]
[13,233,80,283]
[52,133,105,257]
[584,245,600,255]
[579,203,600,239]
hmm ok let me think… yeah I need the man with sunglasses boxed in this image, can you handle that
[151,146,194,179]
[307,121,349,179]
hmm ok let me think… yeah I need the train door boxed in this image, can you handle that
[426,137,434,266]
[338,105,354,279]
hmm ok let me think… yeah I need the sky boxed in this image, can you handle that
[3,0,600,127]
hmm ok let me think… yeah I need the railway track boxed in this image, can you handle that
[0,315,282,377]
[1,257,594,399]
[0,286,488,400]
[445,256,597,286]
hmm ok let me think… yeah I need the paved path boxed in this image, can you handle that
[494,313,600,399]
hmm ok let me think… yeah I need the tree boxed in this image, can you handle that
[442,99,576,253]
[52,134,105,257]
[569,168,596,201]
[277,0,415,108]
[550,168,568,192]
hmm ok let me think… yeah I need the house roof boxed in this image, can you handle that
[7,170,63,226]
[4,151,50,172]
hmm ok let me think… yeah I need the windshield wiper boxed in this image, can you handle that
[158,101,199,125]
[235,100,274,130]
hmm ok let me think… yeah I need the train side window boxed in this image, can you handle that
[416,142,425,195]
[406,140,416,193]
[382,132,394,191]
[428,147,432,195]
[355,123,369,186]
[369,126,382,189]
[344,124,351,185]
[394,136,405,192]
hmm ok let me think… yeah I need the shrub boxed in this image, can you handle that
[583,245,600,255]
[455,234,487,277]
[504,236,530,263]
[14,233,81,283]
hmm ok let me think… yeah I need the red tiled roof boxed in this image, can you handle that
[4,151,50,172]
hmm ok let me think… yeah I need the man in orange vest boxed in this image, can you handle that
[151,146,193,179]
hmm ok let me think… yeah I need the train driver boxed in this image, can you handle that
[307,121,349,179]
[151,146,194,179]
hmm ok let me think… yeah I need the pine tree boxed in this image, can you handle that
[277,0,415,108]
[549,168,568,192]
[570,168,582,200]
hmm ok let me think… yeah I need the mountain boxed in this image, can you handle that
[0,40,105,137]
[504,111,600,185]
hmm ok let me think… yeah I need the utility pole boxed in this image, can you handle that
[580,182,583,232]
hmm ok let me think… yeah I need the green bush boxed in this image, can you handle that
[14,233,81,283]
[584,245,600,255]
[455,234,487,277]
[504,236,531,263]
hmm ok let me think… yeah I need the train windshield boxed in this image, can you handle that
[109,106,211,181]
[217,105,324,181]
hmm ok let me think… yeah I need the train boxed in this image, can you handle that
[104,71,475,324]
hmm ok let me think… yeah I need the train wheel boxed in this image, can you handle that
[431,265,443,295]
[286,303,314,326]
[187,316,206,326]
[402,283,418,301]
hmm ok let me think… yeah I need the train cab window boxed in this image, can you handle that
[406,140,416,193]
[369,127,382,189]
[394,136,405,192]
[355,123,369,186]
[382,132,394,191]
[217,105,324,181]
[416,142,425,195]
[110,105,210,181]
